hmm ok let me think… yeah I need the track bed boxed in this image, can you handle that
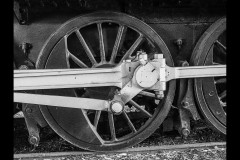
[14,119,225,154]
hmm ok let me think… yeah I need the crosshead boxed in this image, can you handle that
[14,53,226,114]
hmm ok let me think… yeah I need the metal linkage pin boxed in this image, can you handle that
[138,51,148,65]
[110,101,124,115]
[155,90,164,99]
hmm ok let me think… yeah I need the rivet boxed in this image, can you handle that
[209,91,214,96]
[25,107,32,113]
[216,111,221,115]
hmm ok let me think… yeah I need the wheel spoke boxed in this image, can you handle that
[75,30,97,65]
[63,36,71,68]
[68,53,88,68]
[215,40,226,51]
[94,111,101,129]
[219,90,226,100]
[129,100,152,118]
[110,25,126,63]
[120,34,144,62]
[215,41,226,57]
[108,112,116,140]
[97,23,106,63]
[122,111,137,133]
[80,110,105,145]
[139,91,160,99]
[215,78,226,84]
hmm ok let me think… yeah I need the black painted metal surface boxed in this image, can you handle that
[14,0,226,151]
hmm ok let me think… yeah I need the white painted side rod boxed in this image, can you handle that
[166,65,226,81]
[14,92,110,110]
[14,67,122,90]
[14,64,226,91]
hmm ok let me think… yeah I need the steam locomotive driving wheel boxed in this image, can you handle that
[36,12,176,151]
[191,17,226,134]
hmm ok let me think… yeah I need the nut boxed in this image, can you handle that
[19,65,28,70]
[25,107,32,113]
[155,91,164,99]
[154,54,163,59]
[139,58,147,65]
[181,128,190,137]
[139,54,148,61]
[28,135,39,146]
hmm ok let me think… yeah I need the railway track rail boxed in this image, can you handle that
[14,142,226,160]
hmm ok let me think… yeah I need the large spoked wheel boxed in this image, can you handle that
[36,12,176,151]
[191,17,226,134]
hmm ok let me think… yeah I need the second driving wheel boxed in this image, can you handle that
[191,17,226,134]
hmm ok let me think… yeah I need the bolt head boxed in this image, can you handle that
[154,54,163,59]
[182,61,189,67]
[28,135,39,146]
[139,54,148,61]
[175,39,183,46]
[20,20,26,25]
[155,91,164,99]
[181,101,189,107]
[19,65,28,70]
[25,107,32,113]
[181,128,190,137]
[139,58,147,65]
[209,91,215,96]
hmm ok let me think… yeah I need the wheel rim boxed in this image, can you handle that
[36,11,176,151]
[191,17,226,134]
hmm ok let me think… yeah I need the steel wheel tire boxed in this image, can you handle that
[190,17,226,134]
